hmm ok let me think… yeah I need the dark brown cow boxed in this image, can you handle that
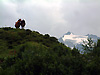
[20,20,26,29]
[15,19,21,28]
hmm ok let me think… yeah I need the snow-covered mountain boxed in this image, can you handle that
[58,32,100,50]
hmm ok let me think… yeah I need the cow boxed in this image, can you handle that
[20,20,26,29]
[15,19,21,28]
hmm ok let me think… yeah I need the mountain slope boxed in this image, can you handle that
[0,27,100,75]
[0,27,72,74]
[0,27,61,57]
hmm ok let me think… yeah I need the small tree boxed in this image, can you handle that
[82,38,95,53]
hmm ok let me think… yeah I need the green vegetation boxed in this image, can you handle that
[0,27,100,75]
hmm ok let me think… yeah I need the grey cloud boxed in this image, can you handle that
[0,1,18,27]
[0,0,100,38]
[9,0,28,3]
[61,2,100,37]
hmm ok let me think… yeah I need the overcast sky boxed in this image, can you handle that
[0,0,100,38]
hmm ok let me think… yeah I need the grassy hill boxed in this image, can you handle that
[0,27,68,57]
[0,27,100,75]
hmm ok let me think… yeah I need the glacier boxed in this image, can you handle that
[59,32,100,51]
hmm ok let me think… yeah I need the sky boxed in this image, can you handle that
[0,0,100,38]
